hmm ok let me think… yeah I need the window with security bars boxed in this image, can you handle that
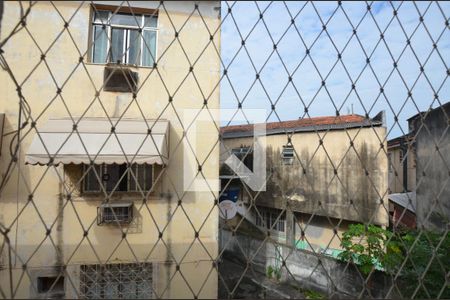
[255,206,286,233]
[79,263,153,299]
[83,164,153,193]
[281,145,294,165]
[91,7,158,66]
[97,203,133,225]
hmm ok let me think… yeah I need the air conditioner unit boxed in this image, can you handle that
[103,65,138,93]
[97,202,133,225]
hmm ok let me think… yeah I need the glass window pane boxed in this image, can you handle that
[144,165,152,191]
[142,30,156,66]
[111,28,125,63]
[94,10,109,23]
[144,15,157,27]
[85,165,101,192]
[111,13,141,26]
[92,25,108,63]
[129,164,138,191]
[104,164,127,191]
[128,30,141,65]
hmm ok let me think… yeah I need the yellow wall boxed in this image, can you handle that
[0,1,221,298]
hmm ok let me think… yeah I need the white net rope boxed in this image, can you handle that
[0,1,449,299]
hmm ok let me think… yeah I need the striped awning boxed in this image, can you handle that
[25,118,169,165]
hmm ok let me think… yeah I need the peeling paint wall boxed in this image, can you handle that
[221,126,389,252]
[222,126,389,226]
[412,102,450,231]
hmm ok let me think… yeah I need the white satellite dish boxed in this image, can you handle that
[219,200,237,220]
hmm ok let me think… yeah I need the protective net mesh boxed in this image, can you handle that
[0,1,449,299]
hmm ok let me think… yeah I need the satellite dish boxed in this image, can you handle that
[219,200,237,220]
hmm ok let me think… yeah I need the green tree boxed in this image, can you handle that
[339,224,450,298]
[338,224,402,275]
[394,230,450,299]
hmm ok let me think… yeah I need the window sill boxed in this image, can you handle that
[74,192,158,201]
[84,62,156,70]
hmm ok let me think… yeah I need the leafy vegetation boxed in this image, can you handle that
[339,224,450,298]
[266,265,281,281]
[266,265,274,279]
[393,230,450,299]
[338,224,402,275]
[303,289,325,299]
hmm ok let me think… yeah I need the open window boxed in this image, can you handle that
[97,203,133,225]
[35,275,65,298]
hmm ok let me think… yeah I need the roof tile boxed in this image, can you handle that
[220,114,367,135]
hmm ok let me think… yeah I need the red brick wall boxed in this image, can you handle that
[393,203,416,229]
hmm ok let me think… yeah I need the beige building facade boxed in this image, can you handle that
[220,113,389,256]
[387,134,416,194]
[0,1,221,298]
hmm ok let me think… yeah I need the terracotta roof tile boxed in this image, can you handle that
[220,114,368,135]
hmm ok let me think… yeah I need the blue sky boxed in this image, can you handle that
[219,1,450,138]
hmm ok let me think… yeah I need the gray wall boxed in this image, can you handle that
[412,102,450,230]
[220,229,393,298]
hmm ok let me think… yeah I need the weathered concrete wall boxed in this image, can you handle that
[388,145,416,194]
[412,102,450,230]
[294,212,353,252]
[0,1,221,298]
[222,126,389,226]
[220,228,393,298]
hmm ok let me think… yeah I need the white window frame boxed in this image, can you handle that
[90,9,159,66]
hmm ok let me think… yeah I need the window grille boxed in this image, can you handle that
[97,203,134,225]
[80,263,153,299]
[281,145,295,165]
[83,164,153,193]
